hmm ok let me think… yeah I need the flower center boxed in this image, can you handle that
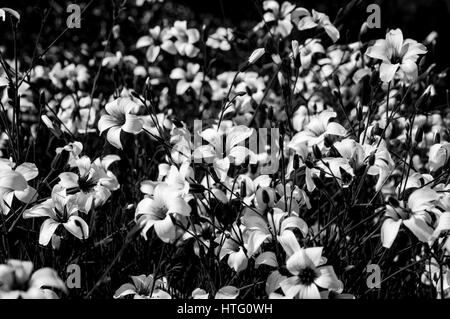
[78,175,97,193]
[391,55,402,64]
[298,267,318,285]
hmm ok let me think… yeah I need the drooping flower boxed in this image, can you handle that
[292,8,340,43]
[98,97,143,149]
[366,28,427,83]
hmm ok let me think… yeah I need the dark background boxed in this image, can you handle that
[0,0,449,71]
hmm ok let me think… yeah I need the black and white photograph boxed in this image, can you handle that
[0,0,450,308]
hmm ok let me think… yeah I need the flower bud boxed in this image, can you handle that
[312,145,322,160]
[332,73,341,88]
[248,48,265,65]
[240,180,246,198]
[415,126,423,144]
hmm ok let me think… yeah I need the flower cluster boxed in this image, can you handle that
[0,0,448,299]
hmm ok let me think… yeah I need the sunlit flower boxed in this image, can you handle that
[57,155,120,213]
[0,161,38,215]
[23,186,89,246]
[170,63,204,96]
[366,28,427,83]
[135,183,191,242]
[218,223,249,272]
[136,26,177,62]
[206,27,233,51]
[289,110,347,151]
[193,125,255,181]
[381,188,438,248]
[170,21,200,57]
[278,230,342,299]
[98,97,143,149]
[255,1,295,38]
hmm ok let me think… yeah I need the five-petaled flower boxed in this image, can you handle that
[366,28,427,83]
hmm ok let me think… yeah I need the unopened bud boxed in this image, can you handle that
[333,73,340,88]
[415,126,423,144]
[312,145,322,160]
[248,48,265,65]
[240,180,246,198]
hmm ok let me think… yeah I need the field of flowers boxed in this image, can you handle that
[0,0,449,300]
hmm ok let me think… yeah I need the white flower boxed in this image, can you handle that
[288,110,347,151]
[0,160,38,215]
[206,27,233,51]
[254,1,296,38]
[136,26,177,63]
[135,183,191,242]
[193,125,255,181]
[366,28,427,83]
[98,97,143,149]
[292,8,340,43]
[170,21,200,57]
[114,274,171,299]
[381,188,438,248]
[0,260,67,299]
[278,230,342,299]
[428,142,450,172]
[23,186,89,246]
[57,155,120,213]
[170,63,204,96]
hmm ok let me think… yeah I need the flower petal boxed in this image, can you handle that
[381,218,402,248]
[63,216,89,240]
[39,219,60,246]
